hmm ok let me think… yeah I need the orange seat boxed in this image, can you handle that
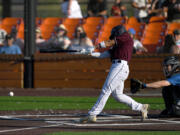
[142,35,164,53]
[40,24,55,40]
[86,30,99,40]
[2,17,21,26]
[125,23,145,40]
[42,17,63,26]
[143,23,167,39]
[36,17,43,26]
[1,17,21,34]
[142,36,164,45]
[63,18,83,39]
[63,18,83,26]
[102,24,114,33]
[17,29,24,39]
[85,17,104,26]
[16,23,24,39]
[0,25,13,34]
[149,16,166,23]
[127,16,139,25]
[168,22,180,34]
[63,24,77,39]
[97,31,111,43]
[105,17,126,26]
[83,24,99,40]
[145,22,167,32]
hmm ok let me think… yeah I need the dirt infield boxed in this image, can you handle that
[1,111,180,135]
[0,88,180,135]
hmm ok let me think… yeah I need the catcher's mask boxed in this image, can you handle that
[163,56,180,78]
[109,25,127,40]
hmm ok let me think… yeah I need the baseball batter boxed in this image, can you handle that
[80,25,149,123]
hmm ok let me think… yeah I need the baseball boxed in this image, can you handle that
[9,91,14,97]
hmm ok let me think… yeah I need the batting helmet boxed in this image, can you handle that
[109,25,127,40]
[163,56,180,78]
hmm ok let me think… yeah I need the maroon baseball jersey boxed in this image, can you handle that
[110,32,133,62]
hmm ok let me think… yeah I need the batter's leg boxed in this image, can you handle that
[112,80,142,111]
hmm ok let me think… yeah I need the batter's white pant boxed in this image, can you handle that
[88,60,143,116]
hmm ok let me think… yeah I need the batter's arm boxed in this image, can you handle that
[97,39,115,49]
[90,50,110,58]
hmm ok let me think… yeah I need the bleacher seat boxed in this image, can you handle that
[42,17,63,26]
[149,16,166,23]
[140,22,167,53]
[62,18,83,39]
[167,22,180,34]
[3,16,178,54]
[0,17,21,34]
[17,22,24,39]
[126,17,145,40]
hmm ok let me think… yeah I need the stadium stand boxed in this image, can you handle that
[62,18,83,39]
[39,17,63,40]
[125,16,145,40]
[0,17,21,34]
[82,17,104,42]
[167,22,180,34]
[1,16,179,54]
[148,16,166,23]
[96,17,126,44]
[42,17,63,26]
[141,22,167,53]
[17,22,24,39]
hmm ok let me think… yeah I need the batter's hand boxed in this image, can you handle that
[96,40,115,49]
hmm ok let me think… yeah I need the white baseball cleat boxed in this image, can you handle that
[79,115,97,123]
[141,104,149,120]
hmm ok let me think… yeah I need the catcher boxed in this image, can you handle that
[131,56,180,117]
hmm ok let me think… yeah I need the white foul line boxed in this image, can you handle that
[0,123,64,134]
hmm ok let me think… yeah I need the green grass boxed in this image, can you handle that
[0,96,164,111]
[45,131,180,135]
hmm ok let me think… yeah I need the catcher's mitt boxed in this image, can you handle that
[130,78,145,94]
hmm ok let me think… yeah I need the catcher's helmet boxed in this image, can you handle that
[109,25,127,40]
[163,56,180,78]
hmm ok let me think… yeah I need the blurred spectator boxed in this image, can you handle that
[147,0,165,18]
[47,24,71,50]
[111,0,127,18]
[128,28,148,54]
[87,0,107,18]
[69,26,94,53]
[36,27,45,45]
[0,29,7,46]
[0,34,22,54]
[158,29,180,54]
[35,27,47,51]
[162,0,180,22]
[131,0,150,23]
[173,29,180,48]
[61,0,83,18]
[9,26,24,53]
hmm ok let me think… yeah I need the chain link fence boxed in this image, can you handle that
[0,0,133,18]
